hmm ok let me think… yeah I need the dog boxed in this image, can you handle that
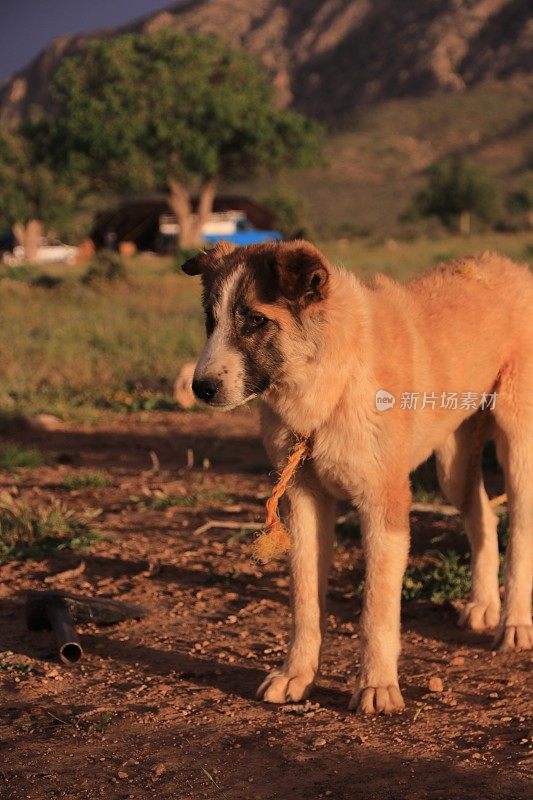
[182,240,533,714]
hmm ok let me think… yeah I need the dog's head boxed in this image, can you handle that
[182,240,330,409]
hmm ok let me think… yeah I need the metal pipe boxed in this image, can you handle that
[46,602,83,664]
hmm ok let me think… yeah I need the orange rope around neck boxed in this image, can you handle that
[251,439,310,564]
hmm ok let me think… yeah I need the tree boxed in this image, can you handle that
[0,126,78,260]
[45,33,324,248]
[414,157,501,234]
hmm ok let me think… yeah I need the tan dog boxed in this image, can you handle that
[183,241,533,714]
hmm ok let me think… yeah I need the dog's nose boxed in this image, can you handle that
[192,377,221,402]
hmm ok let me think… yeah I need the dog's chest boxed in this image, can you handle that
[310,419,373,502]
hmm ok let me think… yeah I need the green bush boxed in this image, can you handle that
[506,181,533,214]
[81,251,127,285]
[412,157,502,231]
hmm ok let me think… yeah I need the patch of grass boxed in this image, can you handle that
[0,492,102,564]
[0,652,37,674]
[94,711,114,734]
[402,551,471,602]
[81,251,128,285]
[101,388,175,412]
[132,488,231,511]
[0,254,203,421]
[356,550,473,602]
[61,471,113,490]
[0,443,47,471]
[497,513,509,548]
[411,487,440,504]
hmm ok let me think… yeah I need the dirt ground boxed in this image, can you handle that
[0,409,531,800]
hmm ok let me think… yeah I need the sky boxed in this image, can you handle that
[0,1,176,84]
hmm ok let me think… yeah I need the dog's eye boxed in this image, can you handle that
[239,306,269,334]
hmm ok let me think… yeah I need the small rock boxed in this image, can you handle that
[117,771,128,779]
[152,763,166,777]
[312,737,327,748]
[428,676,444,693]
[449,656,465,666]
[23,413,63,432]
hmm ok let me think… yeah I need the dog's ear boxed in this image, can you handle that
[272,243,329,306]
[181,241,237,276]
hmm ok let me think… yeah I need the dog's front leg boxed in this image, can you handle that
[350,485,410,714]
[257,469,336,704]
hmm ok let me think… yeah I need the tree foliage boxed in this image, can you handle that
[0,126,76,232]
[44,32,324,245]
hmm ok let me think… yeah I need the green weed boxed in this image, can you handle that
[0,443,47,471]
[0,493,102,564]
[0,652,37,674]
[132,488,231,511]
[61,471,113,490]
[94,711,114,734]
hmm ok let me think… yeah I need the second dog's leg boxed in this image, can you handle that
[349,484,410,714]
[493,423,533,650]
[257,469,336,703]
[436,418,501,631]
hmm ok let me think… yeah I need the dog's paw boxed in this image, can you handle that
[459,599,501,631]
[256,670,315,704]
[493,624,533,651]
[348,685,405,715]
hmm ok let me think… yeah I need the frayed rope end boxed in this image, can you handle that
[251,520,291,564]
[251,438,309,565]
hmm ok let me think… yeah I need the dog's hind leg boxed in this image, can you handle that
[435,416,501,631]
[491,363,533,651]
[256,464,336,703]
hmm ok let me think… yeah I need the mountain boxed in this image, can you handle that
[1,0,532,124]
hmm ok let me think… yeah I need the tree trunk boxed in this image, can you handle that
[13,219,43,262]
[167,177,217,249]
[459,210,471,236]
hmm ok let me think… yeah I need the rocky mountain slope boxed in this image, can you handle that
[1,0,532,123]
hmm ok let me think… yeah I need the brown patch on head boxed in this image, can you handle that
[270,241,329,307]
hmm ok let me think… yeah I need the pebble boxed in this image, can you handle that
[312,737,327,748]
[428,676,444,692]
